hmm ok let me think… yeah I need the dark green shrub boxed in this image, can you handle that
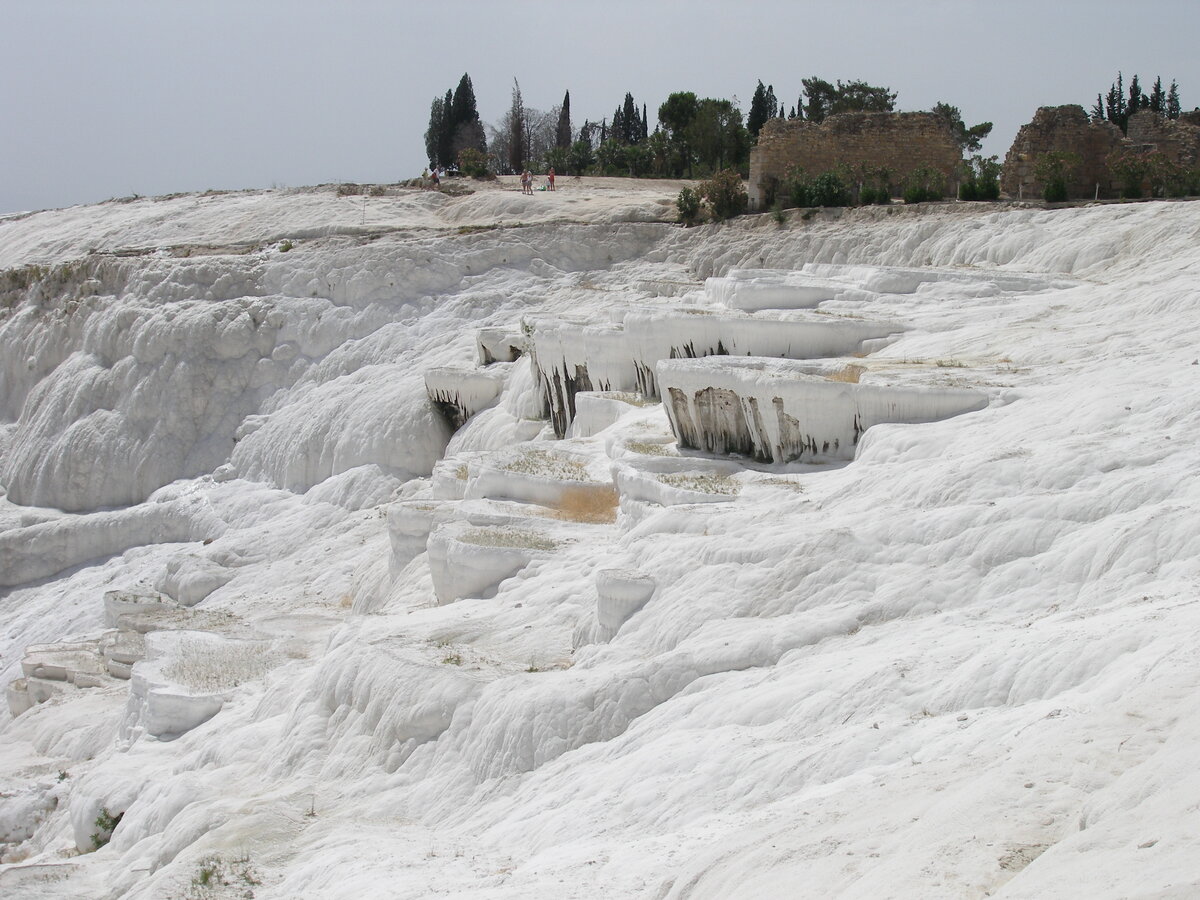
[902,166,945,204]
[677,187,701,225]
[1106,148,1148,199]
[457,147,490,178]
[698,170,748,220]
[806,172,850,207]
[1043,181,1068,203]
[1035,150,1080,203]
[960,155,1001,201]
[859,185,878,205]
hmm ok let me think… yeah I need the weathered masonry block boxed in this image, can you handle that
[748,112,962,209]
[1127,110,1200,169]
[1001,105,1124,200]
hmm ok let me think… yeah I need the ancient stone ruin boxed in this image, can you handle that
[747,112,962,209]
[1001,105,1200,200]
[1001,105,1125,200]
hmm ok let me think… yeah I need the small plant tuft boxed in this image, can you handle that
[90,806,123,850]
[676,186,701,226]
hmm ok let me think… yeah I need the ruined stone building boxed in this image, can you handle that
[1002,105,1200,200]
[747,112,962,209]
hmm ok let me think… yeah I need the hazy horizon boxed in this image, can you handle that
[3,0,1198,214]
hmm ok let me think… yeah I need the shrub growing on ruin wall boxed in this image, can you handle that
[902,166,946,204]
[1034,151,1081,203]
[960,155,1001,201]
[783,166,850,208]
[1106,149,1149,199]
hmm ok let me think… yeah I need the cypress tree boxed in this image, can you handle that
[424,95,445,167]
[438,89,454,167]
[1149,76,1165,115]
[1128,74,1145,118]
[556,91,573,149]
[1167,81,1181,119]
[642,104,649,142]
[449,74,486,159]
[622,92,639,144]
[508,79,525,173]
[748,81,769,139]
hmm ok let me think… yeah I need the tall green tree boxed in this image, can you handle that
[1167,81,1181,119]
[748,81,771,139]
[931,102,993,154]
[747,82,778,139]
[688,98,747,172]
[508,79,526,173]
[611,92,642,145]
[658,92,700,177]
[1128,74,1147,118]
[1105,72,1128,132]
[424,94,445,168]
[449,73,487,158]
[1149,77,1165,115]
[802,77,836,123]
[556,91,573,149]
[831,79,896,114]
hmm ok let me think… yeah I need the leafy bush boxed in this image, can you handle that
[91,807,123,850]
[1106,148,1148,199]
[902,166,946,204]
[1035,150,1081,203]
[677,187,702,225]
[961,155,1001,201]
[806,172,851,207]
[457,147,490,178]
[698,169,748,220]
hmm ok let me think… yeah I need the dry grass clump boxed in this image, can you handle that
[826,364,865,383]
[657,472,741,496]
[161,638,281,693]
[625,439,679,456]
[502,448,593,482]
[459,528,557,551]
[554,485,619,524]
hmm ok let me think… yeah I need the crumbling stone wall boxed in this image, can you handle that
[1127,110,1200,168]
[1001,105,1125,200]
[748,112,962,209]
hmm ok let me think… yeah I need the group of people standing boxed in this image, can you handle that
[520,168,555,194]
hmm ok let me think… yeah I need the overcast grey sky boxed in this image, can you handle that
[2,0,1198,213]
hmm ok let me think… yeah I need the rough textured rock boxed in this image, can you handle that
[748,112,962,208]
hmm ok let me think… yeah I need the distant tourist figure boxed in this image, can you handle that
[522,170,532,195]
[430,166,440,189]
[548,168,556,191]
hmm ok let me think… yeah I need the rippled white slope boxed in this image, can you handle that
[1,184,1199,899]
